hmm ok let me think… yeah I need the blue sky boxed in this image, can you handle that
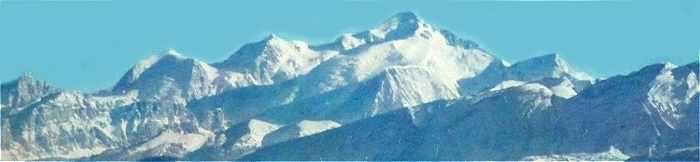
[0,0,698,91]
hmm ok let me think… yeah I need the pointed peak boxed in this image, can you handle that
[222,34,295,65]
[263,33,287,42]
[8,73,47,86]
[2,73,58,108]
[509,53,594,81]
[380,11,424,28]
[3,73,35,87]
[234,34,293,54]
[18,72,34,81]
[545,53,561,58]
[256,34,290,47]
[389,11,421,23]
[371,12,427,38]
[3,72,56,92]
[265,33,280,40]
[164,48,183,56]
[156,48,187,61]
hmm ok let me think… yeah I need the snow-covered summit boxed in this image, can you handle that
[214,34,334,87]
[371,11,425,41]
[369,66,460,115]
[507,53,593,82]
[112,49,220,101]
[3,11,697,161]
[460,53,594,95]
[300,12,497,97]
[315,12,474,52]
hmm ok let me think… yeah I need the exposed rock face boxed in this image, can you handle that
[241,62,698,161]
[1,74,58,109]
[1,11,696,161]
[557,62,699,157]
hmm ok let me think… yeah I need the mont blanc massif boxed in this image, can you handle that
[1,12,698,161]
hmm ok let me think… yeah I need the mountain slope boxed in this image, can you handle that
[300,11,498,98]
[460,53,594,95]
[2,11,696,161]
[112,50,221,102]
[241,62,698,161]
[1,91,138,160]
[170,12,500,160]
[241,82,561,160]
[555,62,699,157]
[241,109,421,161]
[215,35,336,88]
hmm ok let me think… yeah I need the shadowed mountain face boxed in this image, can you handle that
[242,62,698,161]
[1,12,697,161]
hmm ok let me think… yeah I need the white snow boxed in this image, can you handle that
[262,120,341,146]
[59,146,109,159]
[130,129,213,155]
[295,120,341,137]
[371,66,460,115]
[301,30,495,98]
[523,146,630,161]
[339,34,365,50]
[646,63,691,129]
[113,49,224,101]
[231,119,282,151]
[489,80,526,92]
[217,35,337,89]
[6,11,697,162]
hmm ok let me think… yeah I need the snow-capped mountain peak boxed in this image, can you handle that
[506,53,594,89]
[370,11,450,44]
[112,49,220,101]
[459,53,594,95]
[509,53,575,78]
[314,12,447,52]
[257,34,291,49]
[16,73,34,82]
[265,33,281,41]
[220,34,300,65]
[385,11,422,24]
[372,11,425,40]
[113,49,188,88]
[214,35,334,87]
[164,48,185,57]
[3,11,697,161]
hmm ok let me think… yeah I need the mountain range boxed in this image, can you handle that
[1,12,698,161]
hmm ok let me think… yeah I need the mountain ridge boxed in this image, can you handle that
[1,12,696,161]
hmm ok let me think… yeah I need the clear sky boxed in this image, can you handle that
[0,0,698,91]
